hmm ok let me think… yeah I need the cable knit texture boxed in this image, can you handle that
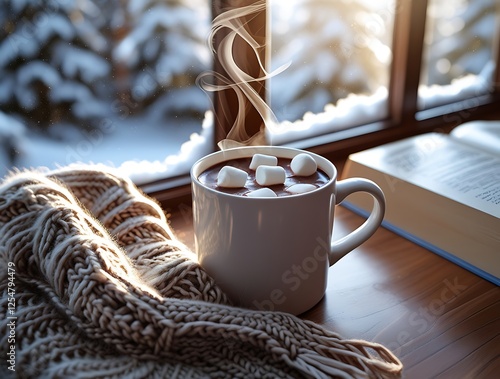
[0,167,403,378]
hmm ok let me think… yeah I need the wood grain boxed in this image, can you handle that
[167,202,500,378]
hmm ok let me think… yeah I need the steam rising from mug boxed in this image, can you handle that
[197,0,289,150]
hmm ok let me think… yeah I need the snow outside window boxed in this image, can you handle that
[0,0,213,184]
[267,0,394,145]
[1,0,496,185]
[418,0,497,110]
[1,0,397,184]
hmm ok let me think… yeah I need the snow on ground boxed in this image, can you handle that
[0,111,210,184]
[267,87,388,146]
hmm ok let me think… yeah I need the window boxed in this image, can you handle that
[269,0,394,145]
[210,0,500,166]
[1,0,499,204]
[0,0,213,184]
[418,0,497,110]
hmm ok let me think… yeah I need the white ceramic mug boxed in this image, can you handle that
[191,146,385,315]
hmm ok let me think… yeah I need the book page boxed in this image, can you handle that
[450,120,500,157]
[367,134,500,218]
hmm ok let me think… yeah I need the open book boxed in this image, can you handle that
[341,121,500,285]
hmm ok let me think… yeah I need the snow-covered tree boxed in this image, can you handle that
[0,111,25,168]
[112,0,211,118]
[423,0,495,86]
[269,0,495,122]
[270,0,390,122]
[0,0,113,132]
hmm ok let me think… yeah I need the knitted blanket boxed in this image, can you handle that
[0,167,403,378]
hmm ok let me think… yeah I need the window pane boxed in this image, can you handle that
[0,0,212,184]
[418,0,497,110]
[268,0,394,145]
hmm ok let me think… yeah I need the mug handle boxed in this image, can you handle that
[329,178,385,265]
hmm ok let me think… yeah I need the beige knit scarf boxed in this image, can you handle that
[0,167,402,378]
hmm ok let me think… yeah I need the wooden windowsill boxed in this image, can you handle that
[165,165,499,378]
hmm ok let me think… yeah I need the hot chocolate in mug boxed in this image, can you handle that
[191,146,385,315]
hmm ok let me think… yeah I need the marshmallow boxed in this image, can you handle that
[245,188,277,198]
[217,166,248,188]
[286,183,317,194]
[255,165,286,186]
[290,153,317,176]
[249,154,278,170]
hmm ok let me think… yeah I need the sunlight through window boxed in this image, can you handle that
[268,0,395,145]
[418,0,497,110]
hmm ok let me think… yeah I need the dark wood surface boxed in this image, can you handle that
[167,203,500,378]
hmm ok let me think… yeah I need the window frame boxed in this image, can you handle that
[144,0,500,208]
